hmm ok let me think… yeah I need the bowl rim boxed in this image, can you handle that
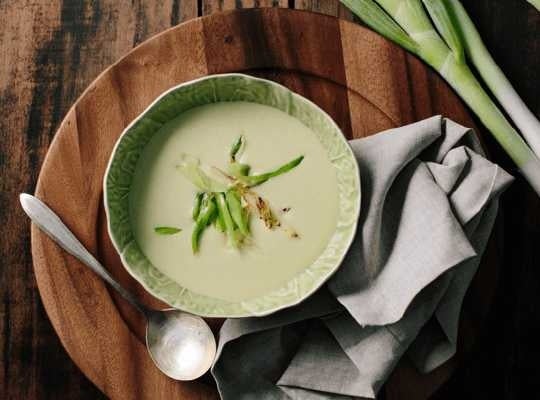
[103,73,361,317]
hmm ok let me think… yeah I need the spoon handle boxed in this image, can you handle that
[20,193,149,316]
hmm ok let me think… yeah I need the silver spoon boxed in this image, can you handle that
[20,193,216,381]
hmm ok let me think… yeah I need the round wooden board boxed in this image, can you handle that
[31,8,499,400]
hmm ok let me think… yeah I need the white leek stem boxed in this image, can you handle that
[527,0,540,12]
[374,0,536,167]
[521,157,540,195]
[447,0,540,158]
[441,54,536,169]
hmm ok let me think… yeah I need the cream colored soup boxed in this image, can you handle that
[130,101,338,302]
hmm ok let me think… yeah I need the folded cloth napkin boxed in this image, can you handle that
[211,116,513,399]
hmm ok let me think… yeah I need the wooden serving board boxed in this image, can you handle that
[31,8,499,400]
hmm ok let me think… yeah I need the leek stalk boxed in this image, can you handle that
[341,0,540,195]
[445,0,540,157]
[527,0,540,12]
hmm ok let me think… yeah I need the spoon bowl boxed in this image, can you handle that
[146,310,216,380]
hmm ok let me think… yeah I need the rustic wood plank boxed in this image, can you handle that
[201,8,352,136]
[32,13,215,400]
[0,1,198,399]
[294,0,354,20]
[202,0,287,15]
[296,0,340,16]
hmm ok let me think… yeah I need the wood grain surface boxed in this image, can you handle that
[0,1,538,400]
[21,7,506,400]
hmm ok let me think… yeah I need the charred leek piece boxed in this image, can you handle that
[240,188,280,230]
[255,196,280,229]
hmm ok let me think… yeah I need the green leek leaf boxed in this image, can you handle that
[340,0,419,54]
[376,0,434,35]
[230,135,245,161]
[422,0,465,63]
[239,156,304,187]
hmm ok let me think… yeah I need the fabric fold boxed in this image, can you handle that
[212,117,513,399]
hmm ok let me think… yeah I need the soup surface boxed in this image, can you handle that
[130,101,339,301]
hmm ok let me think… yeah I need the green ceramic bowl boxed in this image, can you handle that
[104,74,360,317]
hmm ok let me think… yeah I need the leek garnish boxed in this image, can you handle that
[177,136,303,253]
[191,194,217,253]
[341,0,540,195]
[154,226,182,235]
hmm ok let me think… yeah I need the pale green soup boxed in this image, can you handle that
[130,101,339,302]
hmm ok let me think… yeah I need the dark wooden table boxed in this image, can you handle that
[0,1,538,399]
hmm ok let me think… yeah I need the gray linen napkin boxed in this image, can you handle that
[211,116,513,399]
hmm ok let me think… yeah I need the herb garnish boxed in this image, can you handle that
[154,226,182,235]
